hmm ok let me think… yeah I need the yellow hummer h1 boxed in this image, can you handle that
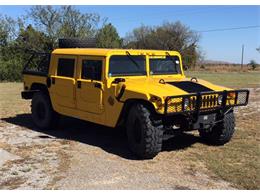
[21,39,249,159]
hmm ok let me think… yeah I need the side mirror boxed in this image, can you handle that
[112,78,126,84]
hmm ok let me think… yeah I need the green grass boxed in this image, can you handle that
[193,121,260,189]
[183,71,260,189]
[0,82,30,118]
[185,71,260,88]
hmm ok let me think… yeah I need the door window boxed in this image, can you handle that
[57,58,75,77]
[81,60,102,81]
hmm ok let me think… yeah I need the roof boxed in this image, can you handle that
[52,48,181,57]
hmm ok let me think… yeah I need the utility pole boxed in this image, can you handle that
[241,44,244,69]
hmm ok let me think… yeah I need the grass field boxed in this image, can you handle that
[183,71,260,189]
[186,71,260,88]
[0,72,259,189]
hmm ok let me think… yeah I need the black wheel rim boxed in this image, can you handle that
[133,118,142,144]
[36,102,46,120]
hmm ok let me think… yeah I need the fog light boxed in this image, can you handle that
[184,98,190,110]
[218,95,223,105]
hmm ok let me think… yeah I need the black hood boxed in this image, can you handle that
[167,81,213,93]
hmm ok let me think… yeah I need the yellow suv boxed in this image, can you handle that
[21,42,249,159]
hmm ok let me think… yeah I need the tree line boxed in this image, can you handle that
[0,5,200,81]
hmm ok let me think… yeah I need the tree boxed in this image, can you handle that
[96,23,122,48]
[27,5,100,49]
[0,15,20,81]
[124,25,152,49]
[124,21,200,68]
[0,15,17,54]
[59,6,100,39]
[15,24,53,52]
[0,6,102,81]
[249,60,257,70]
[0,17,53,81]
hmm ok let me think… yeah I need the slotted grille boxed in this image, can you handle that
[166,94,220,113]
[200,94,220,109]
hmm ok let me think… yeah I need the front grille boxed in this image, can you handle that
[164,90,249,114]
[201,94,221,109]
[166,94,220,113]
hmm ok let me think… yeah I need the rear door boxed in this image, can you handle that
[49,55,77,109]
[76,56,104,114]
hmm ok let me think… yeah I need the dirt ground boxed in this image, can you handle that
[0,83,259,189]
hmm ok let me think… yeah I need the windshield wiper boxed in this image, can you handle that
[126,51,141,69]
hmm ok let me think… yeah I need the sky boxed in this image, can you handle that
[0,5,259,64]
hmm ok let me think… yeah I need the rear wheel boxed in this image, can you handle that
[199,111,235,145]
[31,92,59,129]
[126,103,163,159]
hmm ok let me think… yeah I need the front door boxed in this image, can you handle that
[49,55,77,109]
[76,56,104,114]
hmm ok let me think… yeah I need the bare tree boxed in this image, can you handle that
[58,6,100,38]
[27,5,100,48]
[124,21,200,68]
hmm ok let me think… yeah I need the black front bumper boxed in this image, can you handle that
[164,89,249,115]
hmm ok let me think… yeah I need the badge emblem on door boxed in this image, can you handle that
[108,96,114,106]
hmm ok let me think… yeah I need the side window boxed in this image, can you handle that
[57,58,75,77]
[81,59,102,81]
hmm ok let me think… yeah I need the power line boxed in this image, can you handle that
[197,25,260,33]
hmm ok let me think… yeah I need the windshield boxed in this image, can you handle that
[149,56,181,75]
[109,55,146,77]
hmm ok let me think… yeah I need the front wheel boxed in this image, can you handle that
[126,103,163,159]
[199,111,235,145]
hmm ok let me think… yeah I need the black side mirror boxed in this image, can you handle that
[112,78,126,84]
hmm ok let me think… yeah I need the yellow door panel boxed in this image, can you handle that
[49,55,77,109]
[50,76,76,108]
[76,79,103,114]
[76,56,105,114]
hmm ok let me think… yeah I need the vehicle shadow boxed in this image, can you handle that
[2,113,203,160]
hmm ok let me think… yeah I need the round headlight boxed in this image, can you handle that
[218,95,223,105]
[184,98,190,110]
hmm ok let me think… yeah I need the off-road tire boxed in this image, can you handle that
[126,103,163,159]
[58,38,96,48]
[199,111,235,145]
[31,92,59,130]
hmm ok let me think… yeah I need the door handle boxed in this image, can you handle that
[52,77,55,85]
[94,82,102,89]
[77,80,81,88]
